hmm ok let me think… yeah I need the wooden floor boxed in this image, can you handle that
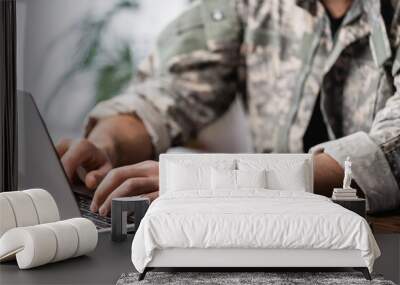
[368,209,400,233]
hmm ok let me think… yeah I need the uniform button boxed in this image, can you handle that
[212,10,224,21]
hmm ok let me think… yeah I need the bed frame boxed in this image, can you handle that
[139,248,371,280]
[138,154,371,281]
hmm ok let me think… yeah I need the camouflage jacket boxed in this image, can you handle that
[86,0,400,213]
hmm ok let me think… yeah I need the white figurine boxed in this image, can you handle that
[343,157,352,189]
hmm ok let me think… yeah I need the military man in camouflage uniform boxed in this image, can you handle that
[57,0,400,216]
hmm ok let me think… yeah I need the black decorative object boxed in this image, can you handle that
[331,198,366,218]
[111,197,150,242]
[0,0,18,192]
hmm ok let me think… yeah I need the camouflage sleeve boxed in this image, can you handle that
[310,48,400,213]
[84,0,243,156]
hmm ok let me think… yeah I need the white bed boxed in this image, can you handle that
[131,154,380,280]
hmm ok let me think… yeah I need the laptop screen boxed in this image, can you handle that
[17,91,81,219]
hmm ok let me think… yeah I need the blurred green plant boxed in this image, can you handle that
[45,0,139,113]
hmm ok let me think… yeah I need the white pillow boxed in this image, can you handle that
[166,159,236,192]
[238,159,310,192]
[211,169,268,191]
[167,162,211,191]
[236,169,267,189]
[211,168,236,190]
[267,165,308,192]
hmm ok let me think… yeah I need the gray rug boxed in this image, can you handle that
[117,272,395,285]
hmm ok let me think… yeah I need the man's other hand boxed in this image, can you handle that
[313,153,344,196]
[90,160,159,216]
[56,138,113,190]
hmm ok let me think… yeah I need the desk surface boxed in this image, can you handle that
[0,232,134,285]
[368,209,400,233]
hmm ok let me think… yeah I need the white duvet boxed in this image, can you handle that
[131,190,380,272]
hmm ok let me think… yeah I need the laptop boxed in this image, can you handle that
[17,91,133,231]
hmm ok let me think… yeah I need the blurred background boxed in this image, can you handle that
[16,0,252,152]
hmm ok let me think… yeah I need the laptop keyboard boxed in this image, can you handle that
[77,195,135,230]
[77,195,112,229]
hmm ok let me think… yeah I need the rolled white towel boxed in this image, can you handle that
[0,218,97,269]
[42,221,79,262]
[63,218,98,257]
[0,225,57,268]
[24,189,60,224]
[0,196,17,237]
[0,189,60,238]
[0,191,39,227]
